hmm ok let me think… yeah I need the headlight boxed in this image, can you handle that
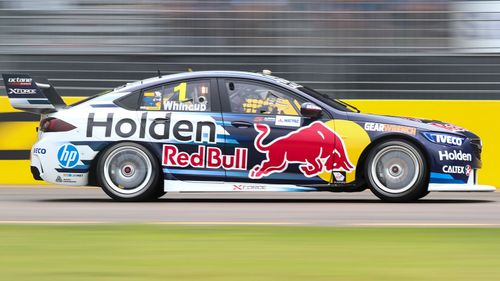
[421,132,465,147]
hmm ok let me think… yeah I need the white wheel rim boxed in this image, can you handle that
[370,144,421,194]
[103,146,153,195]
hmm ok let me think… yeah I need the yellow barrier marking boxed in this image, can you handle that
[0,122,38,149]
[1,97,499,187]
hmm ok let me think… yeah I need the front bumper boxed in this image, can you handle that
[428,169,495,192]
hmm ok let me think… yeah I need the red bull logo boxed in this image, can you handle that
[249,121,354,179]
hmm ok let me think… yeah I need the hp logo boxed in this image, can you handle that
[57,144,79,168]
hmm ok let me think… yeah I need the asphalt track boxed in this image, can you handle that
[0,186,499,226]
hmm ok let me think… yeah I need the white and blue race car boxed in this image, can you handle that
[2,71,495,201]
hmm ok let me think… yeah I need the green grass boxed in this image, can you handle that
[0,225,499,281]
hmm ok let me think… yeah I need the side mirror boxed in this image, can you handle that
[300,102,322,119]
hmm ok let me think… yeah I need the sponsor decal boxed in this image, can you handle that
[163,101,207,111]
[438,150,472,162]
[249,121,354,179]
[364,122,417,136]
[442,165,472,176]
[62,173,84,178]
[162,144,247,170]
[253,116,276,123]
[232,184,266,191]
[400,117,423,122]
[8,88,37,95]
[430,122,466,132]
[33,147,46,154]
[333,171,346,184]
[275,115,301,127]
[55,174,78,184]
[422,132,464,146]
[7,77,32,86]
[465,165,472,177]
[57,144,80,168]
[87,113,216,143]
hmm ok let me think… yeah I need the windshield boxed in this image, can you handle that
[298,86,360,113]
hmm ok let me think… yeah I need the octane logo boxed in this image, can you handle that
[249,121,354,179]
[57,144,80,168]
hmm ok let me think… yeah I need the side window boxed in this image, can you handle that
[226,81,304,116]
[140,80,211,112]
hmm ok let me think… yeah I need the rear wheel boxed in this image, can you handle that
[97,142,161,201]
[365,140,428,202]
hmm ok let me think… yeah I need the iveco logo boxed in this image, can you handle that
[422,132,464,146]
[8,88,36,95]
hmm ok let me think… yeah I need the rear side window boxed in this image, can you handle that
[140,80,211,112]
[114,91,141,110]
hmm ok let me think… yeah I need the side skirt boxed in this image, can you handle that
[164,180,317,192]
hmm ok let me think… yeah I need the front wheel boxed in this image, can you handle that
[97,142,161,201]
[365,140,428,202]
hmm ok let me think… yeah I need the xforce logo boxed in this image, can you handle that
[7,77,32,86]
[438,150,472,162]
[8,88,37,95]
[442,165,472,176]
[87,113,216,143]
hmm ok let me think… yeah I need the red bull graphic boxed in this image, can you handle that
[249,121,354,179]
[163,145,247,170]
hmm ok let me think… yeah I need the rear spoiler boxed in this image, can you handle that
[2,73,66,114]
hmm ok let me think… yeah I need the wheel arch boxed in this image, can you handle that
[87,140,163,187]
[354,133,431,186]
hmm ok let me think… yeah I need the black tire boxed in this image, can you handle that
[154,185,167,199]
[365,140,428,202]
[418,190,430,200]
[97,142,161,201]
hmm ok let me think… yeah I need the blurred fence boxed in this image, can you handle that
[0,0,499,99]
[0,0,499,186]
[0,0,449,55]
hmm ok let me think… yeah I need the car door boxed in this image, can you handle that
[219,78,334,185]
[138,78,227,182]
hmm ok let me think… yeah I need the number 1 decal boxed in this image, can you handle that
[174,82,187,102]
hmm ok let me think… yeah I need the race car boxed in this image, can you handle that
[2,71,495,202]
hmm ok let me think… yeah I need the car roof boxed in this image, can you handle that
[113,70,302,93]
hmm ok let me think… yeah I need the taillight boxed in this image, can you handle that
[39,118,76,132]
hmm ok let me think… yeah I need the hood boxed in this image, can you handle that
[347,112,479,139]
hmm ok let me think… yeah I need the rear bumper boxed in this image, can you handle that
[428,184,496,192]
